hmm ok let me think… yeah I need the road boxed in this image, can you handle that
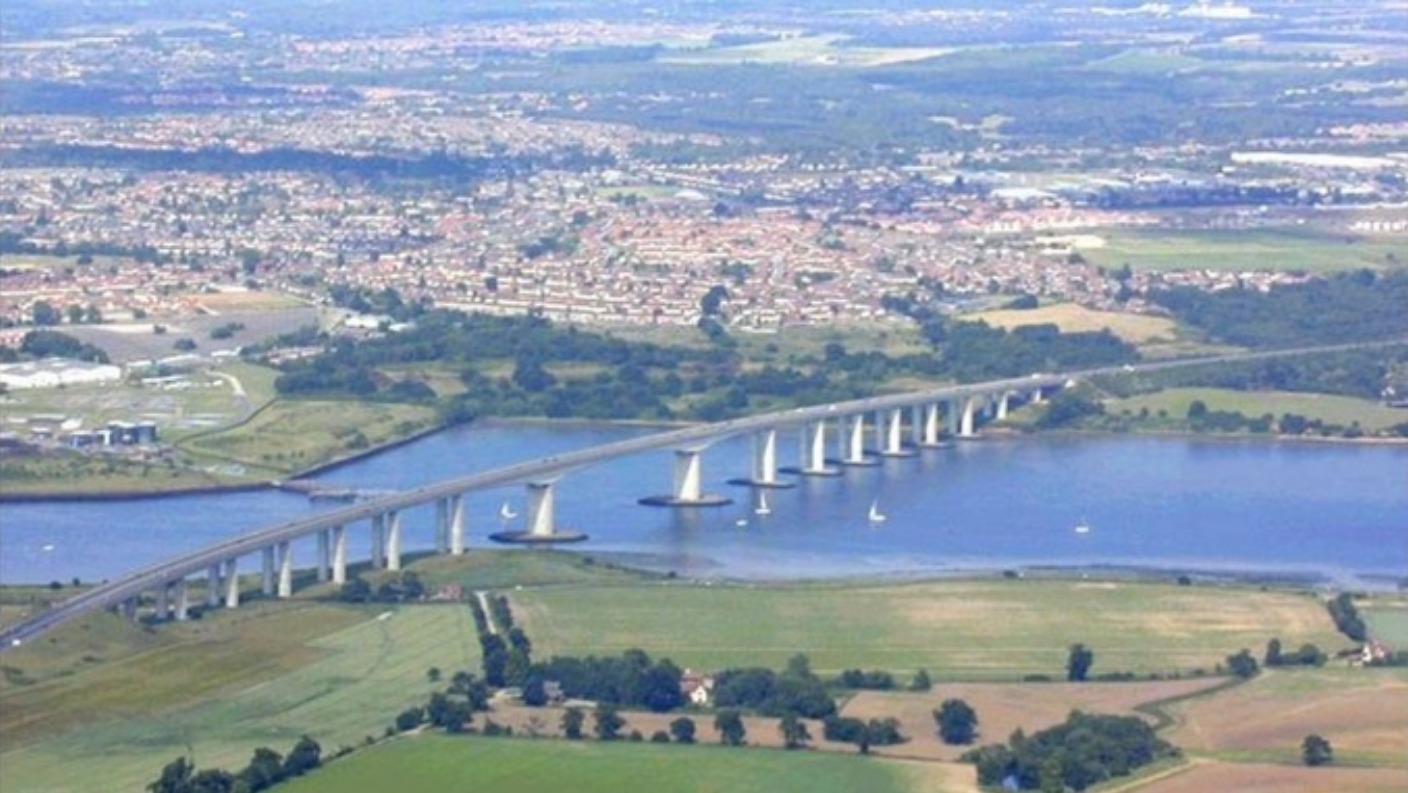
[2,337,1402,651]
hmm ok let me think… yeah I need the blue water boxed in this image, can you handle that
[2,424,1405,587]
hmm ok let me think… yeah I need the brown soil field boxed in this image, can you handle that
[840,679,1223,761]
[1166,669,1408,765]
[1135,761,1408,793]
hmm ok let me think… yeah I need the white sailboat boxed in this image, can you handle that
[499,501,518,520]
[755,491,771,516]
[867,499,886,523]
[1074,517,1090,534]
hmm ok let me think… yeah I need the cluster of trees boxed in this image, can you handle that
[821,715,906,752]
[836,668,897,690]
[1036,390,1105,430]
[935,699,979,745]
[209,322,246,340]
[921,319,1138,383]
[148,737,321,793]
[1327,593,1368,642]
[1067,644,1095,682]
[962,711,1178,791]
[527,649,686,713]
[712,654,836,719]
[336,571,424,603]
[1225,649,1260,679]
[1149,270,1408,349]
[467,594,530,689]
[393,669,491,735]
[1264,638,1326,668]
[12,329,110,363]
[1303,734,1334,767]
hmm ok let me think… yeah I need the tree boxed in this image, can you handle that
[669,716,697,744]
[241,746,284,792]
[148,757,194,793]
[522,675,548,707]
[593,703,625,741]
[66,303,85,324]
[1067,643,1094,682]
[394,706,424,732]
[561,707,585,740]
[281,736,321,778]
[715,709,747,746]
[1265,638,1283,667]
[909,668,932,692]
[1226,648,1260,679]
[31,300,61,326]
[935,699,979,745]
[780,713,811,749]
[1302,734,1333,766]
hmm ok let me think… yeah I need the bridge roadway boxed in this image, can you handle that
[2,338,1402,650]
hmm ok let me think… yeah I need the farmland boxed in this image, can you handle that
[511,579,1344,679]
[963,303,1183,347]
[1076,230,1407,275]
[277,734,967,793]
[1105,387,1408,433]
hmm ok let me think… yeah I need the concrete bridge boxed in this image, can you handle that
[2,339,1399,650]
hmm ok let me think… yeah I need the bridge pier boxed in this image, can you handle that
[154,583,170,621]
[434,498,448,554]
[879,407,915,457]
[841,414,877,466]
[386,510,403,572]
[206,564,222,608]
[173,579,189,621]
[1032,387,1045,404]
[959,396,978,438]
[919,403,945,446]
[261,546,276,597]
[788,420,840,476]
[729,429,796,488]
[640,449,732,506]
[223,558,240,609]
[491,480,588,543]
[277,542,293,598]
[331,525,348,585]
[996,392,1010,421]
[316,529,330,583]
[119,597,139,623]
[371,514,386,569]
[450,494,466,555]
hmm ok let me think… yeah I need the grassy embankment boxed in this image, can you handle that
[2,551,1400,793]
[1104,387,1408,434]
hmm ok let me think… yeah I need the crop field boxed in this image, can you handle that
[1106,388,1408,433]
[1077,229,1407,274]
[659,34,949,68]
[1136,761,1408,793]
[277,734,969,793]
[180,399,437,476]
[840,679,1223,762]
[963,303,1181,346]
[0,604,480,793]
[511,579,1342,680]
[1165,668,1408,767]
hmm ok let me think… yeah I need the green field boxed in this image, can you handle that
[279,734,949,793]
[1079,229,1407,274]
[513,579,1343,679]
[1364,603,1408,648]
[1107,387,1407,432]
[0,603,480,793]
[179,399,438,476]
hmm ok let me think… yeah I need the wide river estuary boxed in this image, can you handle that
[3,425,1406,588]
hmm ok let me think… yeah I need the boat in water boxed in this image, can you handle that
[755,491,771,516]
[868,499,886,524]
[499,501,518,520]
[1074,518,1091,534]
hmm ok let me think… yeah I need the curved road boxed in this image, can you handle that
[2,338,1402,650]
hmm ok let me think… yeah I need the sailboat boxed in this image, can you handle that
[867,499,886,524]
[499,501,519,520]
[1074,517,1091,534]
[755,491,771,516]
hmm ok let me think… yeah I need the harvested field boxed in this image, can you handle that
[1135,761,1408,793]
[1166,668,1408,767]
[839,679,1223,761]
[964,303,1180,346]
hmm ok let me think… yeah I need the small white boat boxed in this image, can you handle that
[755,491,771,516]
[867,500,886,523]
[41,544,55,552]
[1074,518,1091,534]
[499,501,518,520]
[735,518,748,528]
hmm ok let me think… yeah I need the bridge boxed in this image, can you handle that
[2,340,1400,650]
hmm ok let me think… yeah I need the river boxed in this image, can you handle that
[2,424,1406,588]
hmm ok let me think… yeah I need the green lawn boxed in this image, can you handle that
[0,604,480,793]
[512,579,1341,680]
[1106,387,1407,432]
[279,735,946,793]
[1080,229,1407,274]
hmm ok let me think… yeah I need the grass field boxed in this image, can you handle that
[0,604,480,793]
[179,399,437,476]
[1106,388,1408,433]
[511,579,1343,680]
[277,734,965,793]
[1363,602,1408,648]
[1135,760,1408,793]
[1165,667,1408,767]
[963,303,1182,346]
[1077,229,1407,274]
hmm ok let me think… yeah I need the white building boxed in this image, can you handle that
[0,358,123,390]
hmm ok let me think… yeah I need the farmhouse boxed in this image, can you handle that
[679,669,715,706]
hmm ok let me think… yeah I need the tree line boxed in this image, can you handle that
[148,737,322,793]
